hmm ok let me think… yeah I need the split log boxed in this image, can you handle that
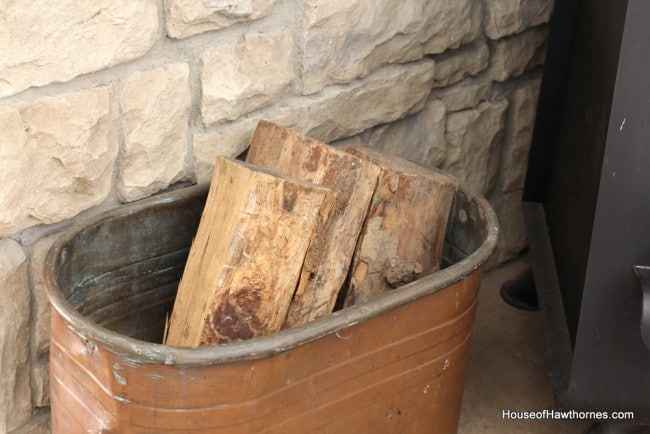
[164,156,337,346]
[343,146,458,307]
[246,120,381,328]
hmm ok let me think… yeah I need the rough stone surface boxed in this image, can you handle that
[443,100,509,195]
[422,0,483,54]
[0,87,119,237]
[487,189,528,267]
[195,59,434,182]
[201,29,295,126]
[0,239,31,432]
[483,0,554,39]
[431,73,492,112]
[301,0,481,94]
[9,409,50,434]
[164,0,275,39]
[27,233,59,408]
[489,26,548,81]
[500,75,543,192]
[193,117,259,184]
[270,60,435,143]
[27,234,57,358]
[118,64,190,202]
[0,1,158,98]
[30,361,49,409]
[362,98,447,168]
[433,39,490,88]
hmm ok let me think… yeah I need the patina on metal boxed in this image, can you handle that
[43,181,498,433]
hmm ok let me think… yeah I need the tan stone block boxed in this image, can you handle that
[422,0,483,54]
[30,360,49,408]
[0,87,119,237]
[8,409,51,434]
[193,118,259,184]
[433,39,490,88]
[194,60,434,183]
[301,0,481,94]
[0,239,31,432]
[25,233,61,409]
[0,0,157,98]
[201,29,295,126]
[501,75,543,192]
[269,59,435,143]
[164,0,275,38]
[27,235,58,359]
[489,26,548,81]
[118,63,191,202]
[364,99,447,168]
[431,73,492,112]
[484,0,554,39]
[444,100,509,195]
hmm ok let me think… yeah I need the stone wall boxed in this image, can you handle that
[0,0,553,431]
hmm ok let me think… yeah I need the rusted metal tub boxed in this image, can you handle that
[43,182,498,433]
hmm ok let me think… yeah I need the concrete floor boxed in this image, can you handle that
[458,256,590,434]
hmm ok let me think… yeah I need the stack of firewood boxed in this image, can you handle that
[164,120,457,347]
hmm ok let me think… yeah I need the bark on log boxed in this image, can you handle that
[165,156,337,346]
[343,146,458,307]
[246,120,380,328]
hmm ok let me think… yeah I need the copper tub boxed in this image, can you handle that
[43,182,498,433]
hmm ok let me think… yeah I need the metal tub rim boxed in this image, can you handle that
[42,182,499,367]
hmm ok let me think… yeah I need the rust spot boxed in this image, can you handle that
[302,144,322,172]
[209,302,255,342]
[233,285,263,315]
[371,200,386,218]
[283,184,298,212]
[204,282,265,343]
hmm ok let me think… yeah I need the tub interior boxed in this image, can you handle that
[51,186,489,344]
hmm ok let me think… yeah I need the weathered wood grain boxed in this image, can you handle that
[165,156,337,346]
[344,146,457,306]
[246,120,380,328]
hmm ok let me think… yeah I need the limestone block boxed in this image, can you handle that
[8,409,51,434]
[328,135,366,150]
[0,239,31,432]
[30,360,49,408]
[433,39,490,88]
[301,0,481,94]
[193,118,259,184]
[500,75,543,192]
[270,60,435,143]
[0,87,119,237]
[27,235,58,359]
[118,64,191,202]
[194,59,434,181]
[431,73,492,112]
[27,234,60,408]
[483,0,554,39]
[363,99,447,168]
[443,100,509,195]
[165,0,275,39]
[422,0,483,54]
[487,190,528,266]
[0,1,157,98]
[489,26,548,81]
[201,29,295,126]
